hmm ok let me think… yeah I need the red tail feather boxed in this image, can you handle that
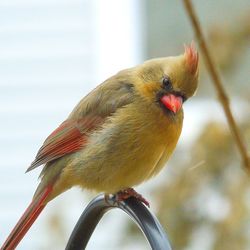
[1,185,53,250]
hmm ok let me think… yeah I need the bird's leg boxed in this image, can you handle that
[104,193,111,204]
[115,188,150,207]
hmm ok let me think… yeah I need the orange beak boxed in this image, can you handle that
[160,94,183,114]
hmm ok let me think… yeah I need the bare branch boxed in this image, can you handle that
[182,0,250,171]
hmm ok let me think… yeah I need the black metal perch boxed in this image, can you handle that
[65,194,172,250]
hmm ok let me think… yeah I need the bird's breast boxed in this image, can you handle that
[70,100,183,193]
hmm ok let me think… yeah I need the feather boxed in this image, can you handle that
[27,79,136,173]
[26,116,103,172]
[1,185,53,250]
[184,42,199,74]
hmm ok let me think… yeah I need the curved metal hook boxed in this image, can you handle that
[65,194,172,250]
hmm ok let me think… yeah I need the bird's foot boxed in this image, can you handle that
[115,188,150,207]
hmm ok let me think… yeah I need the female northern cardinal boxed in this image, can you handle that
[1,44,199,250]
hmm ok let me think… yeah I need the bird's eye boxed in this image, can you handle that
[162,76,172,90]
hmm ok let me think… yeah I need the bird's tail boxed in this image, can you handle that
[1,185,53,250]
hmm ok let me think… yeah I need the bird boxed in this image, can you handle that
[1,43,199,250]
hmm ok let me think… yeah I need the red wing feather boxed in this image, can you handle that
[26,116,103,172]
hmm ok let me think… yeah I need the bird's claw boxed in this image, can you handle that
[115,188,150,207]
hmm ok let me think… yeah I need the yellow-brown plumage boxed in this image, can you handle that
[36,45,199,201]
[2,44,199,250]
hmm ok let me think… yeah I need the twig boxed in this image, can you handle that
[188,160,205,171]
[182,0,250,171]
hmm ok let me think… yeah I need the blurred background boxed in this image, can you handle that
[0,0,249,249]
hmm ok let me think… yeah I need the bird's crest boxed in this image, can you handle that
[184,42,199,75]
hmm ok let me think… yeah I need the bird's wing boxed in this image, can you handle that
[26,80,135,172]
[26,117,103,172]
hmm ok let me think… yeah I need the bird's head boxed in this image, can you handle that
[135,43,199,115]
